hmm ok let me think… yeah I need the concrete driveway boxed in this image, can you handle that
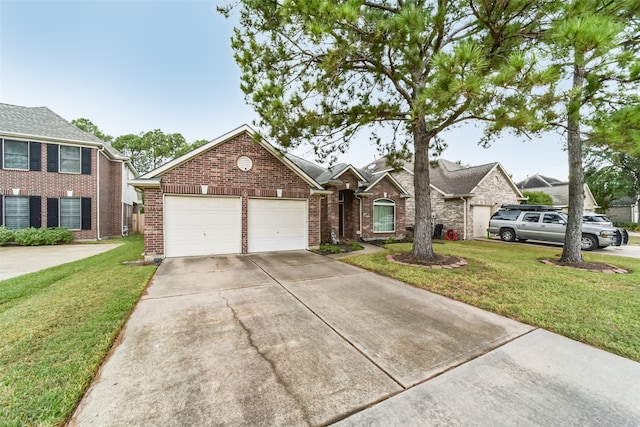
[70,251,640,426]
[0,243,121,281]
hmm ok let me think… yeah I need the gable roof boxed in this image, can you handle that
[364,156,521,198]
[516,173,566,189]
[134,125,325,190]
[521,183,599,208]
[0,103,127,161]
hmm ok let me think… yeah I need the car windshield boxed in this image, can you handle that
[584,215,611,222]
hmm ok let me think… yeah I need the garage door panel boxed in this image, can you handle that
[165,196,241,257]
[248,199,307,252]
[473,206,491,238]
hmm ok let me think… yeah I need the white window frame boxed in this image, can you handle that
[59,145,81,174]
[373,198,396,233]
[3,139,29,170]
[60,197,82,230]
[4,196,30,229]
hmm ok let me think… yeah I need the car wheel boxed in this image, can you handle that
[500,228,516,242]
[581,234,598,251]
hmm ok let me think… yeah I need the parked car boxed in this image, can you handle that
[487,205,621,251]
[583,214,613,227]
[583,214,630,245]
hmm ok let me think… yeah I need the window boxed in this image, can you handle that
[60,145,81,173]
[3,139,29,169]
[373,198,395,232]
[5,196,29,229]
[543,213,564,224]
[60,198,81,229]
[522,213,540,223]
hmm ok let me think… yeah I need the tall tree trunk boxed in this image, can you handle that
[561,57,586,263]
[410,118,436,260]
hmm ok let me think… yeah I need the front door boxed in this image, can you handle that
[338,202,344,237]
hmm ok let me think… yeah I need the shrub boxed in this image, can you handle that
[0,226,14,246]
[46,227,74,244]
[14,227,46,246]
[318,243,341,254]
[349,242,364,251]
[12,227,74,246]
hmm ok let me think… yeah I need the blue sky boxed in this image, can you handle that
[0,0,569,182]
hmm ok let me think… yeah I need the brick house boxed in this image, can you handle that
[364,157,524,240]
[0,103,141,239]
[130,125,409,259]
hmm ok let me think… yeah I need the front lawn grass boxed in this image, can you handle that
[342,240,640,362]
[0,235,156,426]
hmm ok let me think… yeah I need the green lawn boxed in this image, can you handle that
[342,240,640,362]
[628,235,640,245]
[0,235,156,427]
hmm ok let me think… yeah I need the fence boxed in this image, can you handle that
[131,213,145,234]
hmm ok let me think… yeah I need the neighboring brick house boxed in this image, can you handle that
[364,157,524,239]
[516,174,599,213]
[130,125,409,260]
[0,103,141,240]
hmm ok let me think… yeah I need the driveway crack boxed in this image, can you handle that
[221,295,312,426]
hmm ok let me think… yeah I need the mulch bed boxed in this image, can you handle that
[539,259,628,274]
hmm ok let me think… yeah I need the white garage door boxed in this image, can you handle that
[164,195,241,257]
[473,206,492,238]
[248,199,307,252]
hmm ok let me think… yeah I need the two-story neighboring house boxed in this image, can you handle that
[0,103,141,240]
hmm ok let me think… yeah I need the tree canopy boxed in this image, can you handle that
[224,0,557,259]
[72,118,208,174]
[538,0,640,262]
[72,118,113,143]
[522,191,554,206]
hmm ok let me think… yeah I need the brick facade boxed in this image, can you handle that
[142,132,322,258]
[1,142,125,240]
[394,165,521,240]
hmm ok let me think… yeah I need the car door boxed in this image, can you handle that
[518,212,541,239]
[540,213,566,242]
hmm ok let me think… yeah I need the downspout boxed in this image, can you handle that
[460,197,467,241]
[96,147,105,240]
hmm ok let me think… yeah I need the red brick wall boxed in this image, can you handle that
[319,171,407,243]
[360,177,406,241]
[1,143,124,240]
[99,155,123,238]
[143,132,321,257]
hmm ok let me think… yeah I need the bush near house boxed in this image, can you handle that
[0,227,73,246]
[0,226,14,246]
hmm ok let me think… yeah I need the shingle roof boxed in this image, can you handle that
[0,103,126,159]
[521,184,569,206]
[611,197,637,207]
[429,160,498,195]
[364,156,499,195]
[284,153,327,181]
[516,174,566,189]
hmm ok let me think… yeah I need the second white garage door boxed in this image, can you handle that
[248,199,308,252]
[473,206,492,238]
[164,195,241,257]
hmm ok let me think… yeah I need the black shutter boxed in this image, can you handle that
[81,197,92,230]
[29,197,41,228]
[47,198,59,228]
[30,142,42,171]
[0,139,3,169]
[47,144,59,172]
[81,147,91,174]
[0,196,3,226]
